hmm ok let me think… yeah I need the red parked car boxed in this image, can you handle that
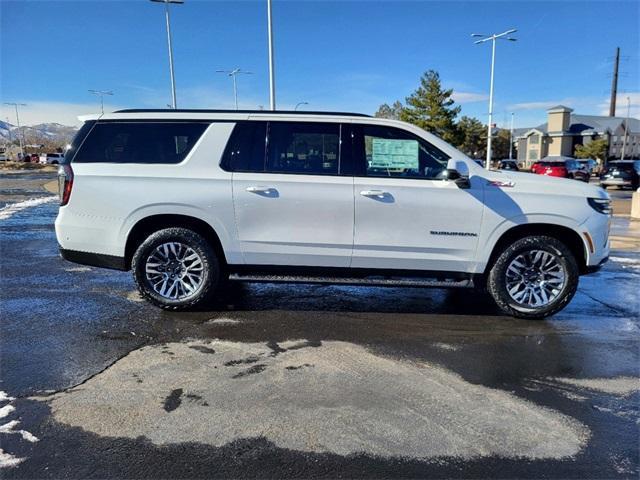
[531,157,590,182]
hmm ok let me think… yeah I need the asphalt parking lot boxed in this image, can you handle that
[1,171,639,478]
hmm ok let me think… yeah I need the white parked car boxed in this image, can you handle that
[40,153,64,164]
[55,109,611,319]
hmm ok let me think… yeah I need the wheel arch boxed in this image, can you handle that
[124,214,227,270]
[484,223,588,275]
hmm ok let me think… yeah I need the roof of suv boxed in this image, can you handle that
[80,109,375,123]
[114,109,371,117]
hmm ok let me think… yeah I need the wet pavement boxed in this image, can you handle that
[1,171,639,478]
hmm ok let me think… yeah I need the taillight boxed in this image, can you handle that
[58,164,74,206]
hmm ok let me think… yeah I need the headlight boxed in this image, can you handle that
[588,197,611,215]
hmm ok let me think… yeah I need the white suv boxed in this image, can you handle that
[40,153,64,165]
[55,110,611,319]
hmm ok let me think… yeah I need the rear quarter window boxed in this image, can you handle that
[73,122,209,164]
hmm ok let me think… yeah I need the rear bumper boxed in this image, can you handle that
[600,178,632,187]
[59,247,127,271]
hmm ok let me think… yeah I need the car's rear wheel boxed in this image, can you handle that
[487,235,579,319]
[132,227,221,310]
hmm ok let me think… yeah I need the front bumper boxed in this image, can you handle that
[584,255,609,275]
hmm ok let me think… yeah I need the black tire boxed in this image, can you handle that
[132,227,221,310]
[487,235,579,320]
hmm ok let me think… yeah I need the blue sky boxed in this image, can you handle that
[1,0,639,127]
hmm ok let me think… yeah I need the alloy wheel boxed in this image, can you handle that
[145,242,204,300]
[505,249,566,307]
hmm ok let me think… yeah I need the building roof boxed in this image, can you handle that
[516,114,640,138]
[547,105,574,113]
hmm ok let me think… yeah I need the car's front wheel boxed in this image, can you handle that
[487,235,579,319]
[132,227,221,310]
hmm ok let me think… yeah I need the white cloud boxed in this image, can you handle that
[0,101,123,127]
[508,100,572,111]
[452,91,489,104]
[597,92,640,119]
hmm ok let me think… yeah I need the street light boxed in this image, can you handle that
[150,0,184,109]
[4,102,27,158]
[88,89,114,115]
[294,101,309,111]
[472,28,517,170]
[216,68,253,110]
[266,0,276,110]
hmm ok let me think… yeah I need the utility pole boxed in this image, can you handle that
[609,47,620,117]
[216,68,253,110]
[4,102,26,158]
[150,0,183,109]
[509,112,514,160]
[267,0,276,110]
[472,29,517,170]
[88,90,114,114]
[621,96,630,160]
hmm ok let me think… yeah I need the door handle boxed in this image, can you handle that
[360,190,388,198]
[246,186,274,193]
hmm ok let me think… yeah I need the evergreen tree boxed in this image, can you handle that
[457,116,486,158]
[374,101,404,120]
[399,70,461,144]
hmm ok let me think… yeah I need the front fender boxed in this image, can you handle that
[475,213,589,270]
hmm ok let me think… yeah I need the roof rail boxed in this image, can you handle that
[113,108,371,117]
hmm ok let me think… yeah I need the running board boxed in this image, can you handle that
[228,273,474,288]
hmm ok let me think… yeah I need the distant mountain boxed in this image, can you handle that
[0,122,77,145]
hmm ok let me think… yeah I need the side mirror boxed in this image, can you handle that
[445,159,471,189]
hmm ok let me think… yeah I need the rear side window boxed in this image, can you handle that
[220,121,267,172]
[62,120,96,164]
[73,122,208,164]
[266,122,340,175]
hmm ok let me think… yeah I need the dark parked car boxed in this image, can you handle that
[600,160,640,190]
[577,158,598,176]
[531,157,590,182]
[499,160,519,171]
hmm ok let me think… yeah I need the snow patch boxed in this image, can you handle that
[553,377,640,395]
[0,196,57,220]
[0,405,15,419]
[0,449,25,469]
[0,393,39,468]
[0,420,40,443]
[206,317,241,325]
[431,342,460,352]
[0,392,15,402]
[610,256,640,265]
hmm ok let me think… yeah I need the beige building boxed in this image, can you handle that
[515,105,640,167]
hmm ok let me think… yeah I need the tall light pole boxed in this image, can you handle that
[216,68,253,110]
[266,0,276,110]
[621,96,631,160]
[151,0,183,109]
[4,102,26,158]
[88,89,114,114]
[294,101,308,111]
[509,112,515,160]
[472,29,517,170]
